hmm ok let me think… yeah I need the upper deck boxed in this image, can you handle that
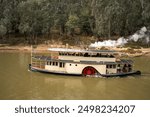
[48,48,117,62]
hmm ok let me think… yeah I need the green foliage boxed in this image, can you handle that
[0,0,150,44]
[65,15,79,35]
[0,24,7,36]
[18,0,53,36]
[66,15,79,29]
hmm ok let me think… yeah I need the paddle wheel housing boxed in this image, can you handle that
[82,66,98,76]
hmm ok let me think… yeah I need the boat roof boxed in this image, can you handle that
[32,56,132,64]
[48,48,117,54]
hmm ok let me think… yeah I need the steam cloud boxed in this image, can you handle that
[90,27,150,48]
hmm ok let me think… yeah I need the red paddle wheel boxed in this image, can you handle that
[82,67,96,76]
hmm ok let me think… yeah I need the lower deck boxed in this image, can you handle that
[31,56,134,76]
[29,64,141,77]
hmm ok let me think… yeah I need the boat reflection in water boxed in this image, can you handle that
[42,75,106,99]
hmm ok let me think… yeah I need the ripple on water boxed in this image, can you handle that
[0,53,150,99]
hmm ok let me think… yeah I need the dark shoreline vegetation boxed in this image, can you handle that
[0,0,150,47]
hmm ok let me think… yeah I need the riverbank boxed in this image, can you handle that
[0,44,150,57]
[0,44,77,52]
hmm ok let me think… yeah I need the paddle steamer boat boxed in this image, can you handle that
[29,48,141,77]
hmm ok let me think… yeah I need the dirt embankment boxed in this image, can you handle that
[0,44,79,52]
[0,44,150,57]
[112,47,150,57]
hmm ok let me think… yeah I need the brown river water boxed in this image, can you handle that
[0,52,150,100]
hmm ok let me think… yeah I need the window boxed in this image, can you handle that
[59,62,65,68]
[62,63,65,67]
[47,61,49,65]
[107,64,116,69]
[106,65,109,68]
[113,65,116,68]
[60,62,62,67]
[84,53,89,57]
[51,62,58,66]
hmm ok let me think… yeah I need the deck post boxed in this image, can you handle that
[31,45,32,66]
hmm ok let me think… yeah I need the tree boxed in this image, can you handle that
[142,0,150,26]
[18,0,53,44]
[0,0,150,44]
[66,15,79,36]
[0,23,7,43]
[0,24,7,37]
